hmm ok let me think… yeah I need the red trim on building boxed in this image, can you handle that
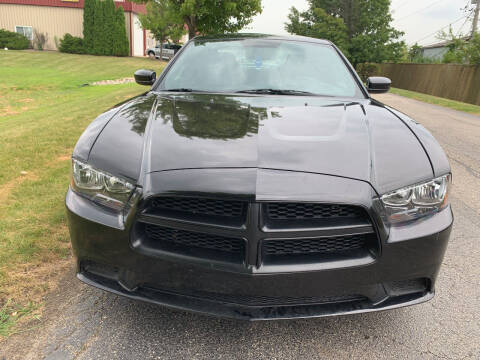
[0,0,84,8]
[129,11,133,56]
[0,0,146,14]
[129,1,145,14]
[143,28,146,56]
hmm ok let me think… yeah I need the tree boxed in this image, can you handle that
[408,43,422,62]
[92,0,104,54]
[82,0,129,57]
[437,28,480,65]
[112,5,130,56]
[139,0,185,59]
[285,0,405,65]
[83,0,95,53]
[132,0,262,40]
[465,34,480,65]
[437,28,468,64]
[286,7,349,56]
[103,0,117,56]
[168,23,187,44]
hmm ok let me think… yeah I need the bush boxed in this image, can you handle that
[465,33,480,66]
[356,63,381,82]
[103,0,116,56]
[92,0,105,55]
[0,29,30,50]
[112,6,130,56]
[83,0,95,53]
[83,0,129,56]
[33,29,48,50]
[59,33,85,54]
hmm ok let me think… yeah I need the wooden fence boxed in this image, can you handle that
[378,63,480,106]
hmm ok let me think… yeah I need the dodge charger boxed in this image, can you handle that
[66,34,453,320]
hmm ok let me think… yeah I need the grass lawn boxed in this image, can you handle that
[0,50,165,337]
[390,87,480,116]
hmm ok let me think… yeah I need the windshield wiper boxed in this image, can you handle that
[164,88,198,92]
[236,89,315,96]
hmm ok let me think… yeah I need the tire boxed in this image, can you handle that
[148,51,155,59]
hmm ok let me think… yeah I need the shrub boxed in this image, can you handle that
[83,0,95,53]
[0,29,30,50]
[103,0,116,56]
[59,33,85,54]
[54,35,60,49]
[465,33,480,66]
[356,63,381,82]
[112,6,130,56]
[33,29,48,50]
[81,0,130,56]
[92,0,104,55]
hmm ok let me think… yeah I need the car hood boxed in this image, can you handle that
[87,93,434,194]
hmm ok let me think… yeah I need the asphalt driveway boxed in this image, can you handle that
[2,93,479,360]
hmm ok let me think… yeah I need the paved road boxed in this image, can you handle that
[2,93,480,360]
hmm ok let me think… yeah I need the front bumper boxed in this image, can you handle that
[66,188,453,320]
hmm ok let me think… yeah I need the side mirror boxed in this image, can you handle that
[366,76,391,94]
[134,69,156,86]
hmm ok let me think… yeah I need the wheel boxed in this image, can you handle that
[148,51,155,59]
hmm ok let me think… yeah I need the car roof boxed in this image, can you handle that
[192,33,332,45]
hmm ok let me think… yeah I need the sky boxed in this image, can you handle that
[241,0,477,46]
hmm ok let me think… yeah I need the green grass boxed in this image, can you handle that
[390,87,480,115]
[0,50,165,336]
[1,301,39,337]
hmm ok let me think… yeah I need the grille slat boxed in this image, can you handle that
[265,203,366,220]
[144,224,244,254]
[149,197,246,218]
[262,234,369,256]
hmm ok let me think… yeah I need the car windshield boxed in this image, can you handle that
[158,38,364,98]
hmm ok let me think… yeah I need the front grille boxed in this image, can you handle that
[148,197,246,219]
[143,285,367,307]
[134,198,378,268]
[265,203,365,220]
[263,234,368,256]
[144,224,245,255]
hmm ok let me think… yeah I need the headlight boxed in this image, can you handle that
[380,174,451,225]
[71,159,135,211]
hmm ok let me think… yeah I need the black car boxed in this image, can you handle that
[67,34,453,320]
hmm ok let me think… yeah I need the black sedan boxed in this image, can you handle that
[66,34,453,320]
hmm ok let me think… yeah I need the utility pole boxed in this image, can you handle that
[473,0,480,36]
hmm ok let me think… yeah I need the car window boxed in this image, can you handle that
[159,39,364,98]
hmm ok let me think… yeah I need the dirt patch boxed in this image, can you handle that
[0,260,77,360]
[0,152,71,204]
[18,98,34,103]
[0,172,38,204]
[0,253,71,308]
[0,106,19,117]
[91,78,135,86]
[56,155,71,162]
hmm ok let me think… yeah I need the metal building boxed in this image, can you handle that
[0,0,156,56]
